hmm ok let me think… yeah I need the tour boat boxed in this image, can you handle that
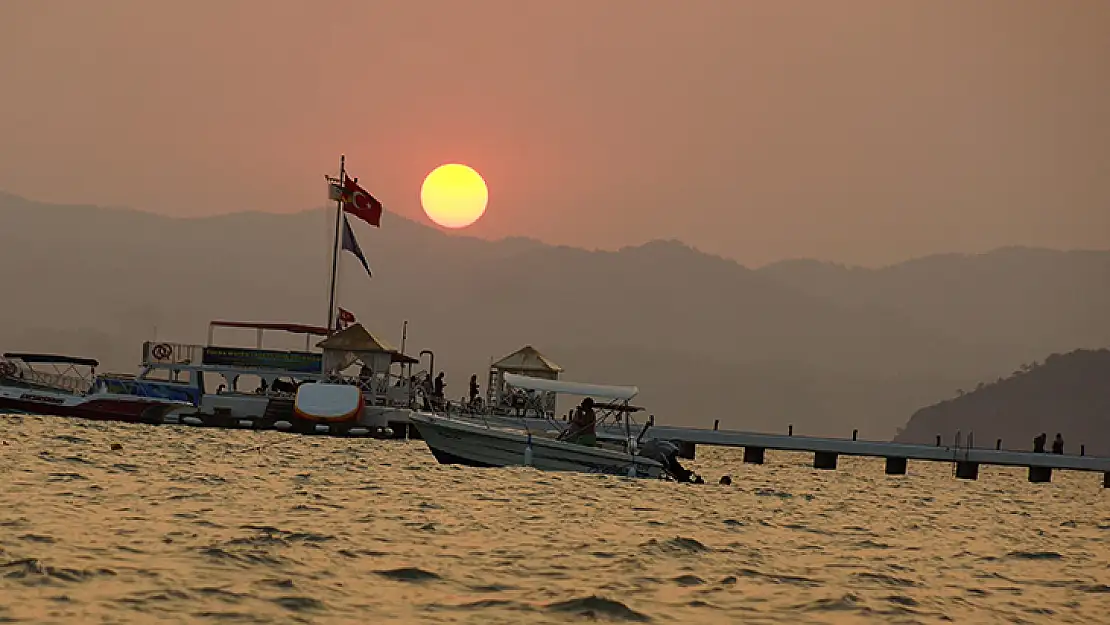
[128,320,419,437]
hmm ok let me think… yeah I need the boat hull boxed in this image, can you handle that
[0,387,189,423]
[409,412,664,478]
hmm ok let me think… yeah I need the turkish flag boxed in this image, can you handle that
[343,177,383,227]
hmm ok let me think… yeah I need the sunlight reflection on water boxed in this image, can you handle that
[1,413,1108,624]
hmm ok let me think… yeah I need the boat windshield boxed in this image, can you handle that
[96,377,200,405]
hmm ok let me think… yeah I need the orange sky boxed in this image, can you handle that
[1,0,1108,266]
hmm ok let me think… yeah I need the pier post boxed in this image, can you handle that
[788,424,793,436]
[955,461,979,480]
[996,439,1002,450]
[742,446,765,465]
[1081,445,1085,456]
[885,457,907,475]
[852,429,858,441]
[713,419,719,431]
[1028,466,1052,483]
[935,435,941,447]
[814,451,838,470]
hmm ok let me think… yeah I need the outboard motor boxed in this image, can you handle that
[639,439,698,483]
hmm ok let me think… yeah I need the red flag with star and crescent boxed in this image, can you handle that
[342,177,383,228]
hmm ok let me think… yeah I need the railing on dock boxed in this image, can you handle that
[142,341,204,367]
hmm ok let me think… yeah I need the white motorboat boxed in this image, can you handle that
[409,411,666,478]
[409,373,693,479]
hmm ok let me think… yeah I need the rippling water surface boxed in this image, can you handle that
[2,414,1108,624]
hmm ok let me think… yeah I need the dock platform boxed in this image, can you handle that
[645,425,1110,487]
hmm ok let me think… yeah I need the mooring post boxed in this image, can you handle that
[996,439,1002,450]
[742,446,765,465]
[814,451,838,470]
[852,429,858,441]
[713,419,719,431]
[1028,466,1052,483]
[885,457,907,475]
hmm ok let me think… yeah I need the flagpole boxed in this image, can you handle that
[326,154,345,334]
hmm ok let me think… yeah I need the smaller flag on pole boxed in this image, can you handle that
[335,307,356,331]
[340,215,372,277]
[327,181,346,202]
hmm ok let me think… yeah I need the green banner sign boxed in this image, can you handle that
[201,346,322,373]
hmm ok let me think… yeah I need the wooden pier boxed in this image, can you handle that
[645,425,1110,487]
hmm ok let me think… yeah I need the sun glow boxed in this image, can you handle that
[420,164,488,228]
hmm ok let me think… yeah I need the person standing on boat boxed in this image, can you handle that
[433,372,446,409]
[469,374,480,407]
[564,397,598,447]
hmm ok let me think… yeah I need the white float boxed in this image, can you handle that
[294,383,363,422]
[274,420,293,430]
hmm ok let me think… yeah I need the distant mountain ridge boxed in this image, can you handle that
[894,348,1110,456]
[1,190,1107,438]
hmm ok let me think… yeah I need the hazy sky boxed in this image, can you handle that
[2,0,1108,266]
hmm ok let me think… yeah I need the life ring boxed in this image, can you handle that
[151,343,173,360]
[0,361,17,377]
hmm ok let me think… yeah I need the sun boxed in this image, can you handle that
[420,164,488,228]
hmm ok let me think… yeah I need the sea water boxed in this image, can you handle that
[1,413,1108,624]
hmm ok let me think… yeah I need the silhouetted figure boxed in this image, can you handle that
[563,397,597,447]
[271,379,297,394]
[1033,432,1047,453]
[1051,433,1064,455]
[421,375,434,411]
[469,374,480,405]
[433,372,446,398]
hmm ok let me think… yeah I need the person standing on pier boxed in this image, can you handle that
[1052,433,1065,454]
[1033,432,1047,453]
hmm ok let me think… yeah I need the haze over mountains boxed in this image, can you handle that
[896,348,1110,456]
[2,191,1108,439]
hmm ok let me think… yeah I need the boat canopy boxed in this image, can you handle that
[503,372,638,401]
[208,321,331,336]
[2,353,99,367]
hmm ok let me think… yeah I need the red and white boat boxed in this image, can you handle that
[0,353,195,423]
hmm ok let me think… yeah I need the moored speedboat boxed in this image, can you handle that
[0,353,194,422]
